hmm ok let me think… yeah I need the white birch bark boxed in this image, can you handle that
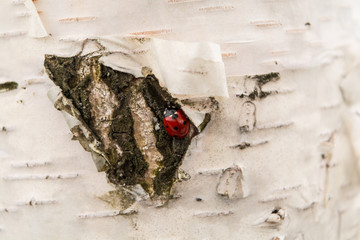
[1,0,360,239]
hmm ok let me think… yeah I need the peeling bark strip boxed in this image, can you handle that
[44,54,199,197]
[217,167,244,199]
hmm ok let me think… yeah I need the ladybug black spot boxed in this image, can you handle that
[166,126,169,128]
[174,126,178,130]
[183,121,186,125]
[271,209,279,214]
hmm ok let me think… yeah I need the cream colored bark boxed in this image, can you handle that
[1,0,360,239]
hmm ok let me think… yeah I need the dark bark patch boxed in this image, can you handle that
[44,54,202,198]
[0,81,18,92]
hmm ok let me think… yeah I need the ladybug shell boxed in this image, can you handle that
[163,109,190,138]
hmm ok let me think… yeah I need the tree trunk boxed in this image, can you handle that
[1,0,360,239]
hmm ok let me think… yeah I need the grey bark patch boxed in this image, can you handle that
[99,189,136,210]
[216,166,244,199]
[44,53,203,199]
[239,101,256,132]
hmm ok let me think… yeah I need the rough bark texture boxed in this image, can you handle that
[44,54,198,197]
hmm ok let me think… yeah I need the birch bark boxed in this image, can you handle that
[1,0,360,239]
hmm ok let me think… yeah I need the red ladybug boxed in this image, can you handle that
[163,109,190,138]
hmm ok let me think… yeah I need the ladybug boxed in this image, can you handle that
[163,108,190,138]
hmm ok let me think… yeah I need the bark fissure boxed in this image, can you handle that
[44,54,200,197]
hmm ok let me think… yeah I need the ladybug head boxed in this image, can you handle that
[164,108,178,118]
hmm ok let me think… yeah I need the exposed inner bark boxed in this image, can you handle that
[44,54,198,197]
